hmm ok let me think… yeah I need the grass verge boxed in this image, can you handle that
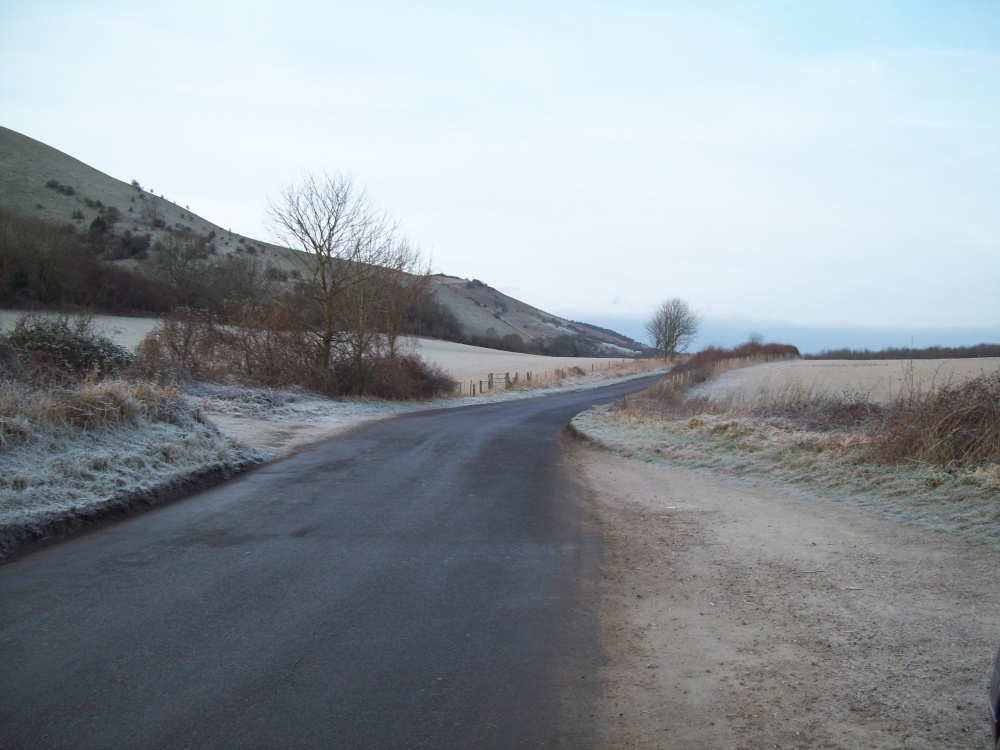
[572,356,1000,549]
[0,316,267,560]
[0,378,267,560]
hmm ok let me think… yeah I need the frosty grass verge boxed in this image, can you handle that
[0,365,663,559]
[0,383,265,558]
[571,402,1000,551]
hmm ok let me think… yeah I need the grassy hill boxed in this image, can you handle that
[0,126,646,355]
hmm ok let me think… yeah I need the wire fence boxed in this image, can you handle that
[454,359,638,396]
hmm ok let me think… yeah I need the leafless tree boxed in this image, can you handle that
[265,173,397,368]
[204,254,271,310]
[380,238,431,359]
[645,298,700,360]
[265,173,430,392]
[151,236,209,305]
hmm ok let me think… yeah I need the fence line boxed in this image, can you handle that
[454,358,636,396]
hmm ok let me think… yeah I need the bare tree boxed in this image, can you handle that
[151,236,210,305]
[203,254,271,310]
[380,238,431,359]
[265,173,433,393]
[645,298,700,360]
[265,173,397,371]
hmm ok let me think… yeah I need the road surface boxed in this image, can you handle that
[0,377,656,749]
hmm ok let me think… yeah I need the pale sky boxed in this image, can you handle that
[2,1,998,351]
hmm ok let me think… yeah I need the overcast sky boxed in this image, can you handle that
[2,0,998,351]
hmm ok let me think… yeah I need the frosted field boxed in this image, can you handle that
[0,311,159,350]
[695,357,1000,404]
[401,337,634,391]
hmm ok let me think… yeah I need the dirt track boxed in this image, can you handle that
[572,442,998,749]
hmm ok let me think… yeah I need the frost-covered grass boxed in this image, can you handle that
[0,379,265,558]
[573,369,1000,549]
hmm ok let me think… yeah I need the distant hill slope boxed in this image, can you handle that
[0,126,645,354]
[429,277,644,354]
[0,126,297,270]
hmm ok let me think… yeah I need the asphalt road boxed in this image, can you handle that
[0,376,657,749]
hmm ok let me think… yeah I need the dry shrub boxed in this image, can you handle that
[616,345,1000,473]
[0,384,34,447]
[0,317,174,443]
[614,373,694,419]
[142,304,456,400]
[365,354,458,400]
[3,314,135,384]
[684,341,799,371]
[138,305,316,387]
[0,340,23,380]
[144,307,225,380]
[0,378,195,445]
[622,341,800,420]
[130,335,186,384]
[741,386,880,431]
[871,371,1000,468]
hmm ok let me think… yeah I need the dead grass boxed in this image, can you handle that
[575,357,1000,547]
[871,370,1000,468]
[617,360,1000,471]
[0,379,193,438]
[0,375,265,558]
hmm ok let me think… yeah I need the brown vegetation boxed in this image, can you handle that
[870,370,1000,468]
[0,210,176,314]
[137,305,457,400]
[2,170,459,400]
[0,315,190,445]
[616,342,999,473]
[808,342,1000,360]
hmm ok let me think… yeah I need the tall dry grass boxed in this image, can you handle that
[616,356,1000,473]
[580,350,999,547]
[871,371,1000,468]
[615,349,803,420]
[0,379,195,447]
[0,314,204,448]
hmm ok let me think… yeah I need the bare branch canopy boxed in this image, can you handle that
[264,173,429,391]
[645,297,700,360]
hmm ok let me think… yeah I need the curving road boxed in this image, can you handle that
[0,377,657,749]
